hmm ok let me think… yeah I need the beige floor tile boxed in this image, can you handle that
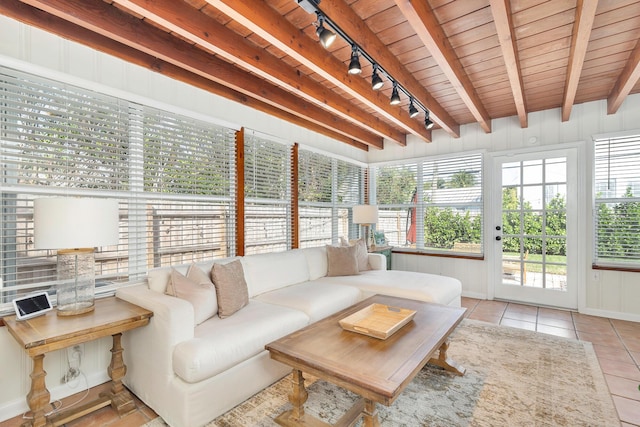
[612,396,640,426]
[599,358,640,381]
[593,344,637,365]
[500,318,536,331]
[536,324,577,339]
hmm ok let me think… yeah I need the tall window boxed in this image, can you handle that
[593,133,640,268]
[298,148,365,247]
[374,153,483,254]
[0,66,236,306]
[244,132,291,255]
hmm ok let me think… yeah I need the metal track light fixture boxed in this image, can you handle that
[424,110,434,130]
[371,64,384,90]
[409,97,419,118]
[348,45,362,74]
[298,0,436,129]
[390,81,401,105]
[315,13,336,49]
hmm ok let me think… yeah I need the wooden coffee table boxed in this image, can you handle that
[265,295,466,427]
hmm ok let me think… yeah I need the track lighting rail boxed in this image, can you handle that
[299,0,434,130]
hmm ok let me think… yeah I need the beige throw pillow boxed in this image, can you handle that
[165,264,217,325]
[210,260,249,319]
[326,244,359,277]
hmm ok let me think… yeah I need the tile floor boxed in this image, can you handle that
[1,297,639,427]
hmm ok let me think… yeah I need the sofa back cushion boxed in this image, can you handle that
[303,246,328,280]
[241,250,310,297]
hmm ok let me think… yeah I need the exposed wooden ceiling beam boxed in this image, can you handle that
[205,0,432,143]
[113,0,403,146]
[562,0,598,122]
[608,38,640,115]
[490,0,527,128]
[394,0,492,133]
[16,0,379,149]
[315,0,460,139]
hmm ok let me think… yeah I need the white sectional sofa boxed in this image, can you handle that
[116,246,462,427]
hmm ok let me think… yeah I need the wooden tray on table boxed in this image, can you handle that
[339,303,416,339]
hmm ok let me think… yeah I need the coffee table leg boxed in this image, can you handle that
[275,369,335,426]
[25,354,50,427]
[428,340,466,376]
[362,399,380,427]
[289,369,308,420]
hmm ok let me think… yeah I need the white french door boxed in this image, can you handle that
[492,148,578,309]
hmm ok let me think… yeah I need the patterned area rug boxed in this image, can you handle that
[147,319,620,426]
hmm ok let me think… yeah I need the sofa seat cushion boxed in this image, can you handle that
[315,270,462,307]
[254,281,362,323]
[172,300,309,383]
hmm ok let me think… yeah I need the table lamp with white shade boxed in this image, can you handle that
[352,204,378,250]
[34,197,119,316]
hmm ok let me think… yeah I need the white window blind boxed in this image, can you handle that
[1,67,130,303]
[374,153,483,254]
[0,66,236,308]
[142,106,237,267]
[593,134,640,268]
[375,163,418,247]
[244,132,291,255]
[423,154,483,253]
[298,150,333,247]
[298,149,364,247]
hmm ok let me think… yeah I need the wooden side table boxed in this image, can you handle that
[3,297,153,427]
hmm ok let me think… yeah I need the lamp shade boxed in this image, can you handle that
[34,198,119,249]
[352,204,378,225]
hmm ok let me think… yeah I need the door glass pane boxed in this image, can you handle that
[546,158,566,182]
[523,185,543,209]
[523,160,542,184]
[545,185,566,209]
[502,162,520,186]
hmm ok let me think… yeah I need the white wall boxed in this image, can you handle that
[369,96,640,322]
[1,13,639,422]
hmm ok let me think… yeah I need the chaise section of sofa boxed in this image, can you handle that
[116,245,462,426]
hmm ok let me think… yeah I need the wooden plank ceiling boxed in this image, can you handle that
[3,0,640,151]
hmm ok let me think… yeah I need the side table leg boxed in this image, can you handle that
[25,354,50,427]
[103,333,136,416]
[428,340,466,376]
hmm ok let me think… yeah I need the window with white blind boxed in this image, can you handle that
[593,133,640,268]
[374,153,483,254]
[374,163,418,247]
[0,66,236,307]
[244,132,291,255]
[298,148,364,247]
